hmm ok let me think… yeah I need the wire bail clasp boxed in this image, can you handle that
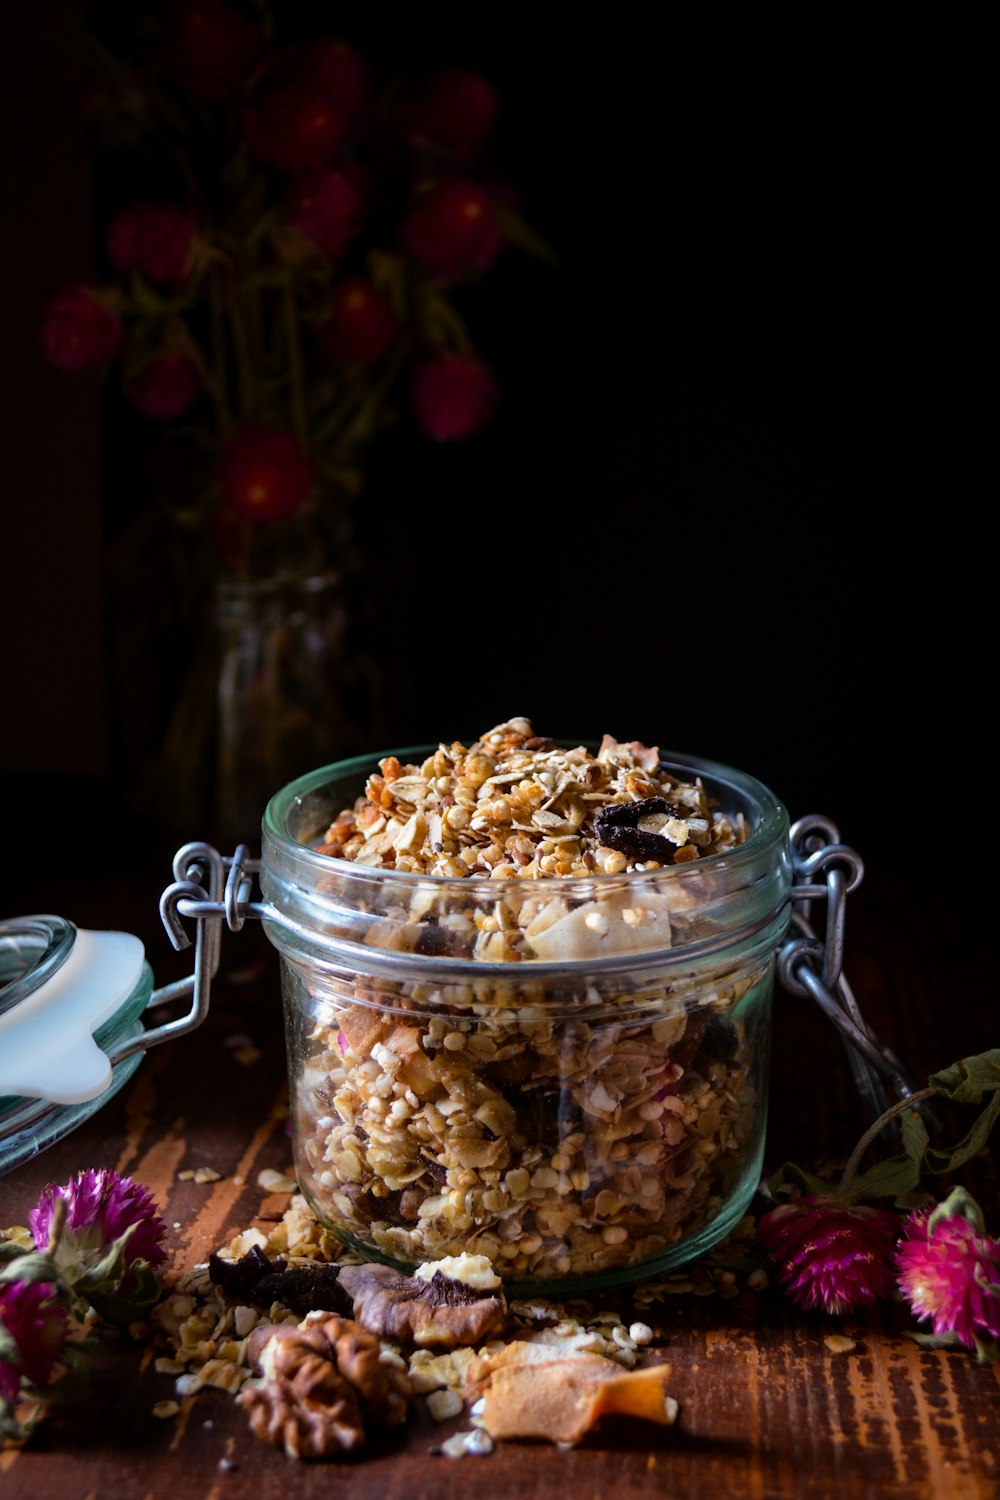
[778,815,930,1128]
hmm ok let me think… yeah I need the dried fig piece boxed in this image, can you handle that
[209,1247,350,1317]
[593,797,690,862]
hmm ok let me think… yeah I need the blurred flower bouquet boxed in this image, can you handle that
[42,0,553,838]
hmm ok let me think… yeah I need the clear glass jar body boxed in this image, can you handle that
[260,747,791,1295]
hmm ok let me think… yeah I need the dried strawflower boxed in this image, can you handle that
[0,1280,69,1405]
[896,1188,1000,1360]
[284,170,364,259]
[756,1196,899,1316]
[405,70,500,159]
[160,0,264,103]
[410,351,500,441]
[403,179,502,279]
[128,352,201,419]
[317,277,397,365]
[217,426,316,522]
[41,286,124,371]
[30,1169,168,1288]
[107,201,197,287]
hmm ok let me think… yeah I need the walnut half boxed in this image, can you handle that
[337,1261,507,1348]
[239,1315,412,1461]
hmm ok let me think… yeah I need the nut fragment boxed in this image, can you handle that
[240,1316,412,1461]
[337,1262,507,1348]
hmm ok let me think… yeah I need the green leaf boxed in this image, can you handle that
[492,202,561,266]
[0,1250,60,1288]
[82,1261,163,1327]
[929,1050,1000,1103]
[0,1241,29,1265]
[764,1161,836,1199]
[924,1091,1000,1176]
[844,1152,920,1204]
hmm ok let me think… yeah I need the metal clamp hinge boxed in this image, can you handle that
[779,814,937,1132]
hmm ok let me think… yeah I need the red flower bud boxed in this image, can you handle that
[403,179,501,280]
[108,202,198,287]
[406,70,500,159]
[217,427,315,523]
[284,170,363,259]
[317,277,397,365]
[410,351,499,442]
[128,353,201,419]
[160,0,264,102]
[41,285,125,371]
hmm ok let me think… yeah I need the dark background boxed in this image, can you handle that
[2,4,989,905]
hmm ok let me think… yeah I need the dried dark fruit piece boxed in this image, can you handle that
[209,1247,350,1316]
[593,797,688,862]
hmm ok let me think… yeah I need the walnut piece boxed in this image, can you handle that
[239,1315,412,1461]
[337,1262,507,1348]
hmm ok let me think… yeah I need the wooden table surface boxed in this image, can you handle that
[1,838,998,1500]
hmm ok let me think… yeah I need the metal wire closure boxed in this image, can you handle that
[101,842,257,1068]
[778,815,934,1130]
[149,830,928,1127]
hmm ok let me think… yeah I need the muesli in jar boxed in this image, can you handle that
[274,717,788,1292]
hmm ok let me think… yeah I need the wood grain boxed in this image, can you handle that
[1,860,997,1499]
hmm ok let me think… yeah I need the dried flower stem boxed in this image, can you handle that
[837,1086,935,1195]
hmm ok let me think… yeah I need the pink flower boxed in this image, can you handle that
[410,351,500,442]
[0,1281,68,1402]
[896,1191,1000,1353]
[217,426,315,522]
[317,276,397,365]
[160,0,264,102]
[284,170,363,259]
[107,202,197,287]
[282,36,369,123]
[41,286,125,371]
[128,353,201,419]
[30,1169,168,1278]
[405,70,500,159]
[403,179,502,280]
[243,61,350,178]
[756,1196,899,1316]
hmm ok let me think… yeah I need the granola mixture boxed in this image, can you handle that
[285,718,770,1286]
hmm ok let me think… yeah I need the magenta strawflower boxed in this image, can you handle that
[30,1169,168,1280]
[128,353,201,419]
[42,286,124,371]
[217,426,316,522]
[160,0,264,102]
[284,170,363,259]
[756,1195,899,1315]
[317,276,396,365]
[243,69,349,177]
[896,1188,1000,1356]
[107,202,197,287]
[0,1280,69,1402]
[410,351,500,441]
[405,70,500,159]
[403,179,502,280]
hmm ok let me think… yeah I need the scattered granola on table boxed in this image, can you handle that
[149,1189,698,1461]
[279,717,770,1287]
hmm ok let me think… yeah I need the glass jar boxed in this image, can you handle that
[258,745,792,1296]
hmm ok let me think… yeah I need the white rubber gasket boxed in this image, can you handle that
[0,929,146,1104]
